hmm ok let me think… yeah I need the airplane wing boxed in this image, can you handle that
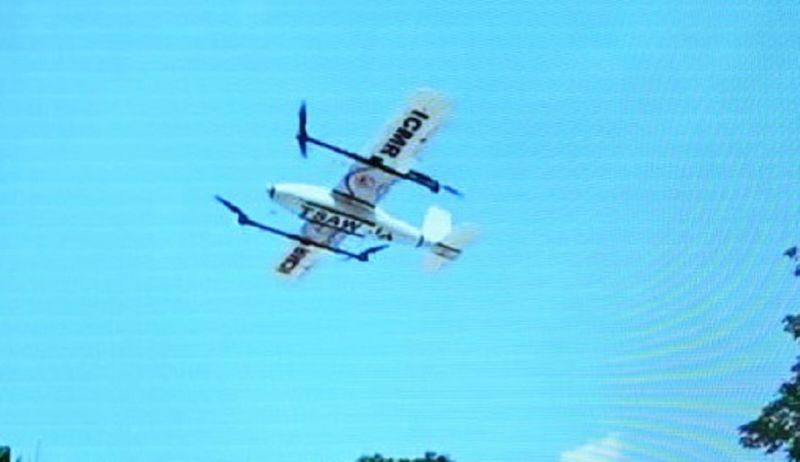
[334,89,451,206]
[274,221,346,279]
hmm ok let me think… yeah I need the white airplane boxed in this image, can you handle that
[217,89,478,279]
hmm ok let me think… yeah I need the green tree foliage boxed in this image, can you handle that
[356,451,453,462]
[739,315,800,460]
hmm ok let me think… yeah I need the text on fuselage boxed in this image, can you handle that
[299,202,393,241]
[299,203,366,235]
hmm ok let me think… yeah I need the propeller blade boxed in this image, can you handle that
[215,195,250,224]
[296,101,308,157]
[216,195,383,262]
[442,184,464,198]
[357,244,390,261]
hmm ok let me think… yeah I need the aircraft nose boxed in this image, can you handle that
[267,184,276,200]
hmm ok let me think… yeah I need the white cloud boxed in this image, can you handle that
[559,434,624,462]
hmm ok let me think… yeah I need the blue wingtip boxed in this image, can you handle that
[297,101,308,158]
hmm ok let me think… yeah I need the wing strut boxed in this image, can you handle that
[215,196,387,262]
[296,102,462,197]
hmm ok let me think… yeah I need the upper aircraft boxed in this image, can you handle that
[217,89,478,279]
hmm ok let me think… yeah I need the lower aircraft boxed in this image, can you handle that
[217,89,478,279]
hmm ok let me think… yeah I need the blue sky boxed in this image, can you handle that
[2,1,799,461]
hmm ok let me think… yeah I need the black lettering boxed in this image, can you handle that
[411,110,429,119]
[374,226,393,241]
[299,204,314,220]
[388,135,407,148]
[312,210,327,222]
[279,246,308,273]
[326,215,341,227]
[402,117,422,131]
[391,127,414,145]
[342,219,362,234]
[380,144,401,157]
[380,124,418,158]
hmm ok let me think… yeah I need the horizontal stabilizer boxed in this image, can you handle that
[423,223,479,272]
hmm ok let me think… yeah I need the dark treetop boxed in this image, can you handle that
[738,314,800,460]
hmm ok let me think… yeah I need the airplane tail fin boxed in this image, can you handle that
[423,223,479,272]
[422,205,452,242]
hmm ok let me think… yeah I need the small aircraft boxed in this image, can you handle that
[217,89,478,279]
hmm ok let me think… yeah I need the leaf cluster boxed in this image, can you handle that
[356,452,453,462]
[739,315,800,460]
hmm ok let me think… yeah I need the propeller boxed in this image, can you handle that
[216,195,389,262]
[296,101,309,157]
[215,195,250,225]
[356,244,390,262]
[442,184,464,198]
[291,103,464,198]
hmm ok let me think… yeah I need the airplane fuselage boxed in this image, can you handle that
[268,183,427,247]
